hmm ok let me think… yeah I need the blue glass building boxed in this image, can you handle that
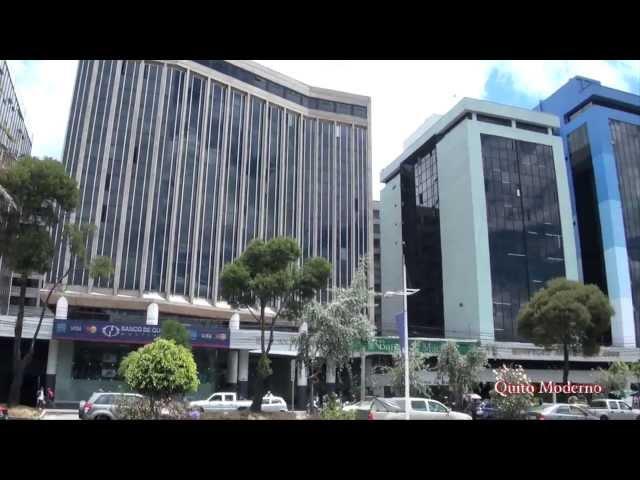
[536,76,640,348]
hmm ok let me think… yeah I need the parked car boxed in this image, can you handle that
[261,394,288,412]
[189,392,252,413]
[475,400,499,420]
[589,398,640,420]
[526,403,599,420]
[342,397,374,412]
[362,397,472,420]
[1,405,8,420]
[79,392,145,420]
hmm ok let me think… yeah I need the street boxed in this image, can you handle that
[41,409,79,420]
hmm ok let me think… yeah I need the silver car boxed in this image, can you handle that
[79,392,144,420]
[526,403,599,420]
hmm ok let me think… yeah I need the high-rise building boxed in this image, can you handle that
[536,76,640,348]
[43,60,372,406]
[0,61,32,168]
[381,98,578,343]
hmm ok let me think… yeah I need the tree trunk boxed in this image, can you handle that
[250,372,268,412]
[563,342,570,384]
[8,274,28,406]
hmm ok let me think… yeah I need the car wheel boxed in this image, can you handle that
[600,415,609,421]
[636,415,640,420]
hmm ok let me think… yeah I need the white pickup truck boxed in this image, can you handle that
[189,392,252,413]
[589,398,640,420]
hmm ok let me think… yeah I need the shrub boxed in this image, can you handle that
[319,393,356,420]
[118,338,199,419]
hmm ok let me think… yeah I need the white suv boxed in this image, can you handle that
[589,399,640,420]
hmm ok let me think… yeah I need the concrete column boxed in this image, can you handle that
[45,339,59,393]
[296,360,308,410]
[326,359,336,394]
[55,296,68,320]
[238,350,249,399]
[146,303,158,325]
[227,350,238,390]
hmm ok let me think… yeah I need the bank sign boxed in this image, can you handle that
[52,319,230,349]
[354,337,479,355]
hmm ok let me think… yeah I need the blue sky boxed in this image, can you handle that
[7,60,639,199]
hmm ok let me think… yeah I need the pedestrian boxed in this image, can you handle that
[36,387,45,410]
[47,387,55,407]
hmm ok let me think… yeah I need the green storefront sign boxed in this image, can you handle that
[353,337,479,356]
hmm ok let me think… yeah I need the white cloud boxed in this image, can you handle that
[6,59,638,201]
[6,60,78,160]
[491,60,640,100]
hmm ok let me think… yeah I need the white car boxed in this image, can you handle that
[366,397,472,420]
[342,398,374,412]
[261,394,288,412]
[589,399,640,420]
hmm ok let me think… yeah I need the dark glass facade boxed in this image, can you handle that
[610,119,640,345]
[401,146,444,338]
[49,60,371,304]
[481,134,565,341]
[567,125,608,294]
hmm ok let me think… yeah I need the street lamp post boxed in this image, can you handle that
[385,252,419,421]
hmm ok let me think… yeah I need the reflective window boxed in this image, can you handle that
[611,119,640,347]
[481,134,565,341]
[196,81,226,298]
[402,147,443,337]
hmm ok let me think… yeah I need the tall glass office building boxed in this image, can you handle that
[537,76,640,348]
[40,61,371,405]
[380,98,578,343]
[49,60,372,306]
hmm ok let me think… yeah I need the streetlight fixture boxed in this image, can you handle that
[384,253,420,420]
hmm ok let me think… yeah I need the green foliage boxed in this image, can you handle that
[257,354,273,378]
[160,319,191,349]
[319,393,355,420]
[113,396,192,420]
[518,278,613,357]
[491,365,534,419]
[380,343,432,398]
[296,257,374,376]
[0,156,79,276]
[220,237,331,324]
[89,256,114,281]
[119,338,199,401]
[436,342,488,408]
[595,361,631,394]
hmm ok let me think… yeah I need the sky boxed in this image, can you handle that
[7,60,639,200]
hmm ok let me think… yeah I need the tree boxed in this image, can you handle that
[518,278,613,383]
[296,258,374,408]
[6,222,113,405]
[161,319,191,349]
[0,157,79,405]
[220,237,331,411]
[379,343,432,398]
[436,342,488,409]
[491,364,534,419]
[118,338,199,419]
[595,361,631,397]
